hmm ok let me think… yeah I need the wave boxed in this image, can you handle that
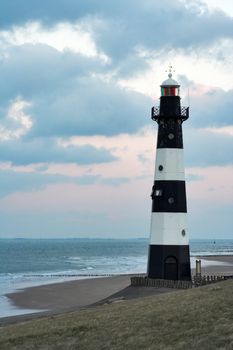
[191,251,233,256]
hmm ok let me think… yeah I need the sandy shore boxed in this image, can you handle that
[196,255,233,275]
[1,275,178,326]
[5,275,131,312]
[1,255,233,325]
[198,255,233,263]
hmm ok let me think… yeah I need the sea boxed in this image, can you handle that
[0,238,233,318]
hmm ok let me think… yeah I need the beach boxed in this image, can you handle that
[195,254,233,275]
[1,254,233,325]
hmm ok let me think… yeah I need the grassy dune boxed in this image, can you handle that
[1,280,233,350]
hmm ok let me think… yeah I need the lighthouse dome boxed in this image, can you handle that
[161,77,179,87]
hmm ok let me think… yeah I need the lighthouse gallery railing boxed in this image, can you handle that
[151,106,189,121]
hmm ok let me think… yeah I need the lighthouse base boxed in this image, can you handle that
[147,244,191,281]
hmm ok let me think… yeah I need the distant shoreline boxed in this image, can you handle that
[0,237,232,240]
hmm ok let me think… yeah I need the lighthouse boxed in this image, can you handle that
[147,68,191,281]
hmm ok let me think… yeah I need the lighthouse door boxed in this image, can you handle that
[164,256,178,280]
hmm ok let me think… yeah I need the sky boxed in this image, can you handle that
[0,0,232,239]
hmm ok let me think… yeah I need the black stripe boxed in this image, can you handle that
[157,119,183,149]
[159,96,181,118]
[147,244,191,280]
[151,180,187,213]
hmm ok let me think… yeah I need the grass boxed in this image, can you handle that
[1,280,233,350]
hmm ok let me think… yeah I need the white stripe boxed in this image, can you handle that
[149,212,189,245]
[154,148,185,181]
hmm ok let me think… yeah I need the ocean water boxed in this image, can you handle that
[0,238,233,317]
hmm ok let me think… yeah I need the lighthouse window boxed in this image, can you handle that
[161,87,180,96]
[155,190,163,197]
[158,165,163,171]
[181,229,186,237]
[161,87,166,96]
[170,87,176,96]
[168,197,174,204]
[168,133,174,140]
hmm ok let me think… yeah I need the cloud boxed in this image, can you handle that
[0,176,152,237]
[0,210,112,238]
[30,76,150,137]
[0,166,232,238]
[0,43,151,137]
[0,21,109,63]
[0,97,32,140]
[92,2,233,62]
[191,88,233,128]
[184,127,233,167]
[178,76,233,128]
[0,169,100,197]
[0,167,142,199]
[0,0,232,239]
[186,173,205,182]
[0,14,232,142]
[188,201,233,239]
[3,43,231,144]
[0,43,102,101]
[99,177,130,186]
[58,127,233,170]
[0,1,232,59]
[0,138,117,165]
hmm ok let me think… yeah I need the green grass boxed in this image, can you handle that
[1,280,233,350]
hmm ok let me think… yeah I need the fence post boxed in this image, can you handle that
[196,259,202,277]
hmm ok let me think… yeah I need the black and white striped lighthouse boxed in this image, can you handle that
[147,68,191,281]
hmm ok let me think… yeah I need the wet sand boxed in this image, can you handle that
[1,275,179,326]
[196,255,233,275]
[1,255,233,325]
[198,255,233,264]
[4,275,131,312]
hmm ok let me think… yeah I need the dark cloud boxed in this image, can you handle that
[178,76,233,128]
[30,77,150,137]
[0,1,232,61]
[0,44,103,102]
[190,89,233,128]
[184,128,233,167]
[115,54,149,78]
[0,0,88,28]
[0,2,231,170]
[0,1,231,238]
[0,44,151,136]
[93,3,233,62]
[0,138,117,165]
[0,169,99,197]
[0,168,137,198]
[0,44,231,144]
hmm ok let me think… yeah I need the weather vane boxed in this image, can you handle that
[166,64,175,78]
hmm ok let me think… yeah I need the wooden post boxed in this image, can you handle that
[196,259,201,277]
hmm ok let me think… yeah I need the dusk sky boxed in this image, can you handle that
[0,0,232,239]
